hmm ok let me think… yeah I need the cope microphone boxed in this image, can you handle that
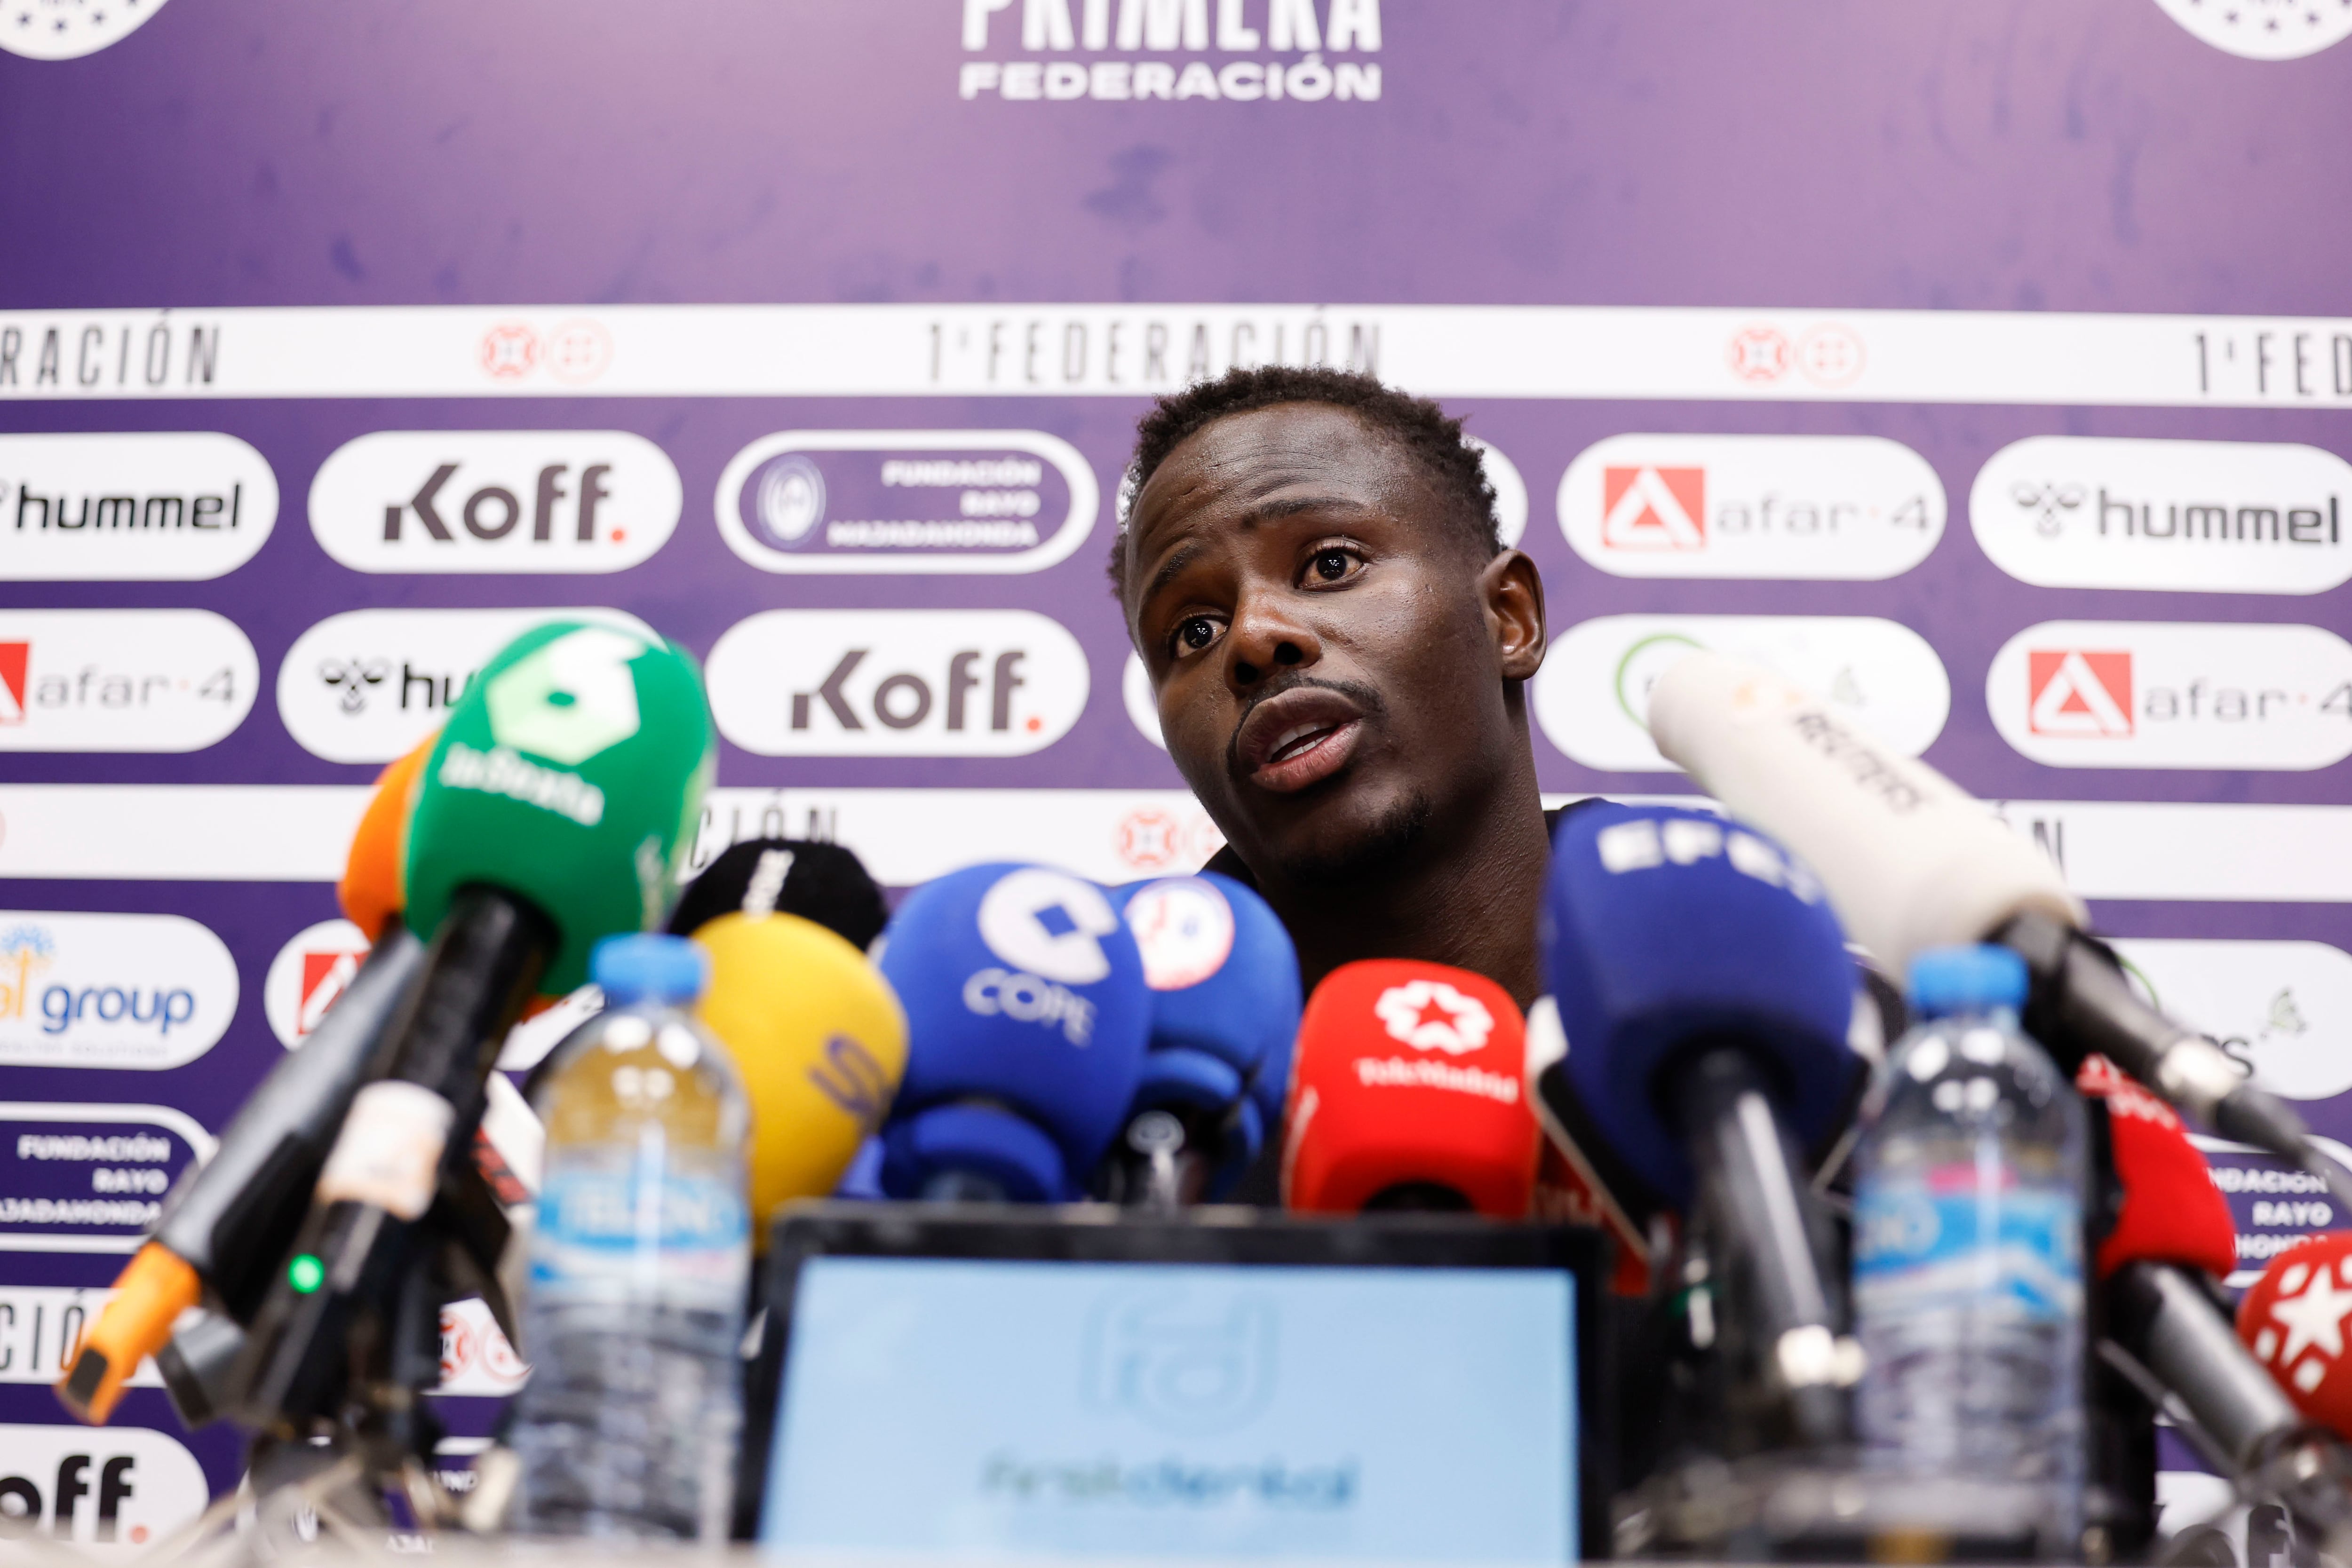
[1280,959,1536,1216]
[1537,802,1863,1450]
[690,909,907,1244]
[874,863,1150,1202]
[56,737,439,1426]
[1098,873,1301,1210]
[2077,1065,2352,1552]
[669,837,889,953]
[227,622,713,1438]
[1648,651,2352,1211]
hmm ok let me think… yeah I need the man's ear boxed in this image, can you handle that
[1480,548,1547,681]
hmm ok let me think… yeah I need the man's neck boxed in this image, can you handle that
[1255,755,1552,1010]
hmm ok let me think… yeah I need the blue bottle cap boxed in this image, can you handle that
[591,933,708,1005]
[1907,943,2028,1018]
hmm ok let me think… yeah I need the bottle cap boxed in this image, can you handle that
[592,933,708,1005]
[1907,943,2028,1018]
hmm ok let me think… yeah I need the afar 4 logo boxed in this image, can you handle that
[2028,649,2135,738]
[0,642,23,723]
[262,919,371,1049]
[1600,465,1707,551]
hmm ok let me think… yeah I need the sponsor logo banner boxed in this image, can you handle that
[955,0,1386,104]
[1557,433,1943,579]
[0,1288,162,1390]
[0,913,237,1070]
[705,609,1091,757]
[2111,938,2352,1103]
[0,0,172,60]
[1533,614,1951,773]
[0,1421,209,1550]
[0,610,255,753]
[262,919,371,1050]
[308,430,681,574]
[1988,620,2352,770]
[276,606,656,764]
[6,304,2352,408]
[0,1104,214,1253]
[0,432,277,582]
[715,430,1099,574]
[1972,437,2352,595]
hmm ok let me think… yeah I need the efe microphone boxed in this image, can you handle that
[1647,650,2352,1212]
[1281,958,1536,1216]
[1099,872,1300,1210]
[1537,802,1864,1450]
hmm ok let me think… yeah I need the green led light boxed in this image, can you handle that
[287,1253,325,1294]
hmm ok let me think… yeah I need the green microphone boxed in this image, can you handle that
[227,621,713,1445]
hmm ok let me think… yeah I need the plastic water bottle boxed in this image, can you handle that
[1850,944,2087,1549]
[509,934,752,1541]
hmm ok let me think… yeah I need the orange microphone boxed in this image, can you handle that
[1280,959,1538,1217]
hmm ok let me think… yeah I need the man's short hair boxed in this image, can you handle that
[1110,365,1501,598]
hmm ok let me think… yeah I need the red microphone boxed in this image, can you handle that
[2077,1053,2237,1282]
[1280,959,1538,1217]
[2238,1234,2352,1440]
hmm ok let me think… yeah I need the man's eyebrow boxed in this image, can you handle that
[1134,493,1375,609]
[1140,539,1207,610]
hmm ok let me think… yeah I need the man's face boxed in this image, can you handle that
[1123,403,1538,887]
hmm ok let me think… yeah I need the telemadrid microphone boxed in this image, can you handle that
[2240,1234,2352,1442]
[2076,1065,2352,1548]
[1280,958,1537,1217]
[669,836,890,953]
[690,909,907,1244]
[227,621,714,1436]
[1538,801,1863,1449]
[56,744,436,1425]
[1098,872,1301,1209]
[873,863,1151,1202]
[1647,650,2349,1207]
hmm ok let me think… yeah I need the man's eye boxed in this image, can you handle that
[1177,616,1219,652]
[1310,548,1359,582]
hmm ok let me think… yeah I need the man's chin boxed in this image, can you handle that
[1255,789,1435,891]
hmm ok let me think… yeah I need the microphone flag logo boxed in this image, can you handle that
[484,625,648,763]
[2251,1250,2352,1396]
[1373,980,1493,1056]
[976,866,1122,986]
[2027,649,2134,737]
[1120,876,1235,991]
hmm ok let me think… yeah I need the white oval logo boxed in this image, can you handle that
[715,430,1099,574]
[1557,434,1944,579]
[1972,437,2352,596]
[1987,621,2352,770]
[277,606,657,764]
[2111,938,2352,1103]
[1468,437,1529,549]
[0,1103,215,1258]
[0,912,238,1070]
[0,0,171,60]
[0,1421,209,1549]
[977,868,1121,986]
[309,430,681,574]
[2152,0,2352,58]
[1534,614,1951,772]
[1123,650,1166,750]
[0,432,277,581]
[706,609,1091,757]
[1122,878,1235,991]
[262,918,371,1050]
[0,610,255,752]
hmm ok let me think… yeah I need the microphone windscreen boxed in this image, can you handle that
[1544,801,1858,1208]
[1647,650,2084,974]
[2237,1231,2352,1440]
[1112,872,1301,1186]
[338,732,434,942]
[2078,1055,2237,1282]
[1281,959,1537,1218]
[692,911,906,1247]
[669,838,889,953]
[874,863,1151,1199]
[401,622,715,996]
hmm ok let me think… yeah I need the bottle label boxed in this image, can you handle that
[314,1080,454,1220]
[532,1162,749,1307]
[1853,1172,2082,1323]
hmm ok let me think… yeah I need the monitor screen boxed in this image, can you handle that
[758,1256,1576,1562]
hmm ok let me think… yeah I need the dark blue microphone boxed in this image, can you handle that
[874,863,1151,1202]
[1536,802,1863,1450]
[1098,872,1301,1208]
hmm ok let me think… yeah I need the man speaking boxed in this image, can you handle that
[1115,366,1555,1010]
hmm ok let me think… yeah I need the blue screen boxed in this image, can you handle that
[759,1258,1576,1562]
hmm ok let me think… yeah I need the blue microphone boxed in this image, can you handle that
[1099,872,1301,1207]
[874,863,1151,1202]
[1536,802,1862,1450]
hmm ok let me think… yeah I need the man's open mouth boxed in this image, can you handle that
[1235,686,1368,794]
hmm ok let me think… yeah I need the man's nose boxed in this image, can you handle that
[1224,594,1322,690]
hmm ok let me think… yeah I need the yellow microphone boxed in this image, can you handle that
[689,910,906,1246]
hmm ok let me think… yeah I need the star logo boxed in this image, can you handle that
[1374,980,1493,1056]
[2255,1255,2352,1391]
